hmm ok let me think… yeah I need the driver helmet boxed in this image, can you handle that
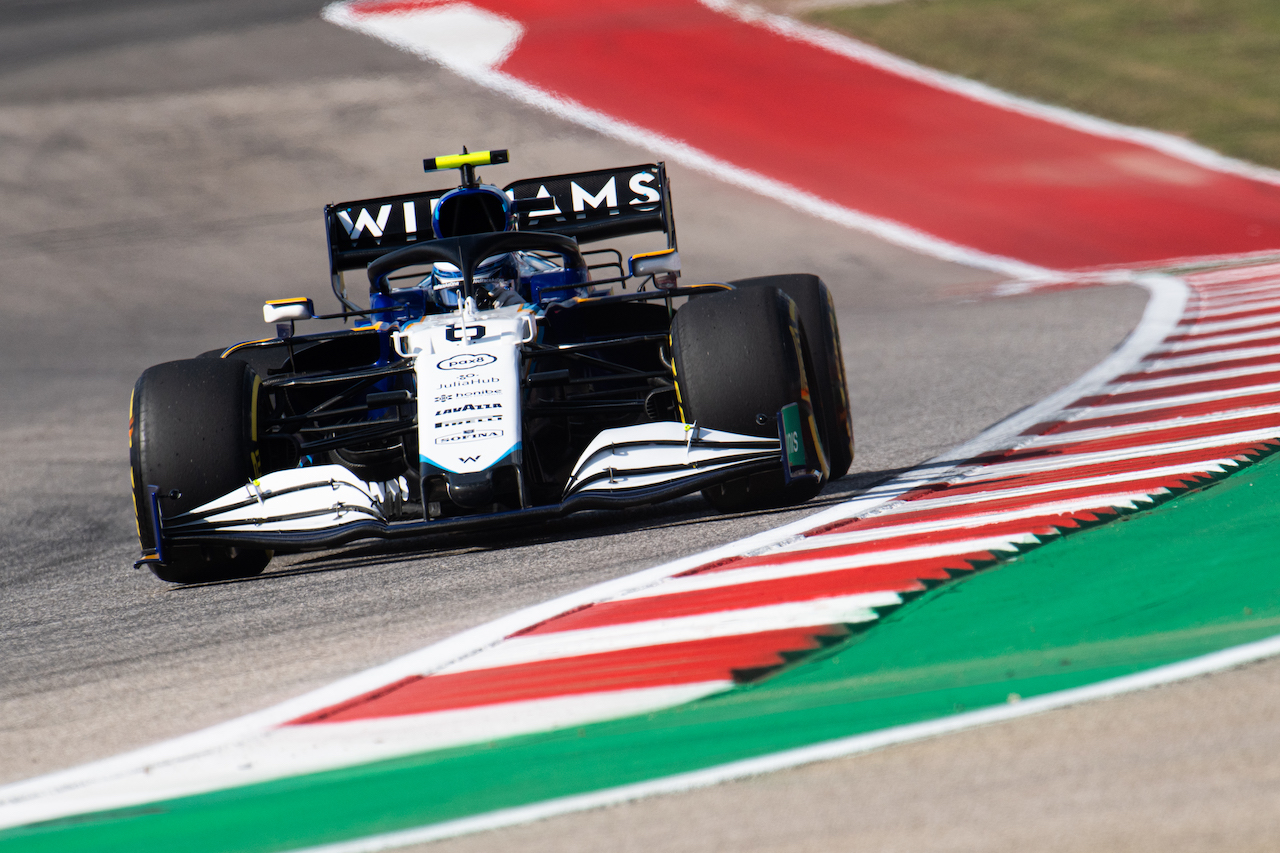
[424,183,527,308]
[427,253,523,309]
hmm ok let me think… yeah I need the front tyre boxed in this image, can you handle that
[130,358,271,583]
[730,274,853,480]
[670,285,824,512]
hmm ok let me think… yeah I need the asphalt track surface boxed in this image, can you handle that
[6,2,1269,850]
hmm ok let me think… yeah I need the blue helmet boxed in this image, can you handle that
[427,253,520,309]
[431,184,514,239]
[426,184,521,308]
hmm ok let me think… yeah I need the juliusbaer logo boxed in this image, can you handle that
[437,352,497,370]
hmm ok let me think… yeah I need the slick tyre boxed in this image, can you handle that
[731,274,853,480]
[670,285,823,512]
[130,358,271,583]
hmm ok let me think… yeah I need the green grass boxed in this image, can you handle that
[807,0,1280,169]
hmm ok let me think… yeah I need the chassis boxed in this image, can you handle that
[129,151,853,582]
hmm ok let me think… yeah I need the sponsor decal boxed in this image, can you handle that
[436,429,504,445]
[333,196,441,244]
[433,388,502,403]
[435,414,503,429]
[525,185,562,217]
[512,166,663,225]
[571,176,617,212]
[629,171,661,205]
[780,402,806,471]
[437,375,501,391]
[435,402,502,416]
[329,193,464,267]
[336,205,392,239]
[445,324,486,343]
[437,352,497,370]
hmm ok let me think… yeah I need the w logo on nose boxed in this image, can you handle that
[336,204,392,239]
[458,455,481,464]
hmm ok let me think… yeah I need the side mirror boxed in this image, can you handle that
[263,297,315,323]
[629,248,681,279]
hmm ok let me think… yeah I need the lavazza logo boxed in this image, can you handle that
[436,402,502,416]
[437,352,497,370]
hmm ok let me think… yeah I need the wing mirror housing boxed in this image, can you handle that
[629,249,681,288]
[263,297,315,323]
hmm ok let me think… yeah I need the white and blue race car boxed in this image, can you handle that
[129,150,853,583]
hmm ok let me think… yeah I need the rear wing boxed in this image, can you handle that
[324,162,675,305]
[325,189,449,275]
[504,162,676,247]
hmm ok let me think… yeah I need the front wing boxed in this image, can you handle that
[138,424,795,559]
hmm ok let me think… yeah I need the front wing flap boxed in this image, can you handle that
[562,422,781,498]
[140,424,786,554]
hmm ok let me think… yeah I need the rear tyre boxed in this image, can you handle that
[130,358,271,583]
[731,274,853,480]
[670,285,823,512]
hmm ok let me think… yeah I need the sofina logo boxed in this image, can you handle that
[436,429,503,445]
[437,353,497,370]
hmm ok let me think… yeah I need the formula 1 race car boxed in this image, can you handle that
[129,150,853,583]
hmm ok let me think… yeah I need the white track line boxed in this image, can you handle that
[1155,328,1280,353]
[1187,295,1280,314]
[802,490,1167,537]
[615,535,1043,601]
[1187,263,1280,285]
[908,464,1227,509]
[961,441,1259,478]
[775,502,1132,553]
[1141,342,1280,371]
[1192,297,1280,318]
[1062,383,1280,420]
[1174,313,1280,336]
[1023,408,1280,447]
[1196,282,1280,299]
[1167,320,1280,343]
[1018,426,1280,460]
[1106,361,1280,392]
[439,594,898,672]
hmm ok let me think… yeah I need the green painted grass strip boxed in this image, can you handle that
[9,449,1280,852]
